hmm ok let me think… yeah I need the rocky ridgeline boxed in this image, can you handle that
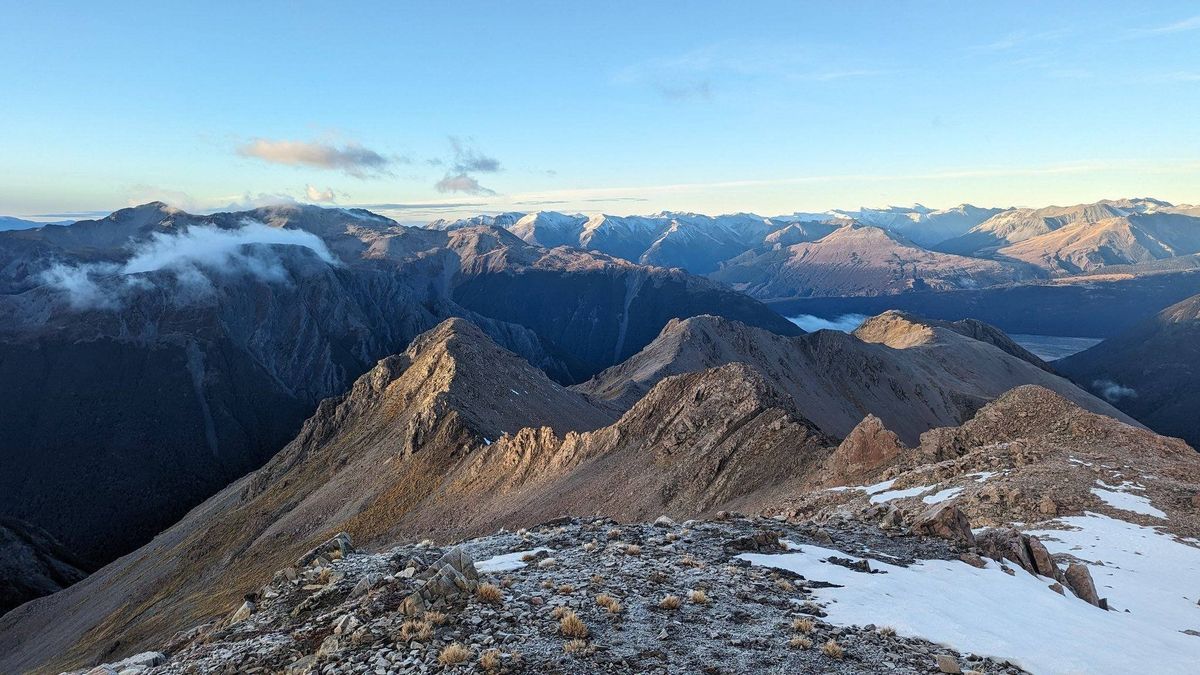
[69,516,1036,675]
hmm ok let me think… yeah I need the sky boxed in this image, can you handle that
[1,1,1198,223]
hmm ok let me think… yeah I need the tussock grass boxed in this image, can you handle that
[792,617,814,633]
[821,640,844,659]
[559,609,589,639]
[788,635,813,650]
[475,582,503,605]
[438,642,470,665]
[595,593,622,614]
[479,648,501,671]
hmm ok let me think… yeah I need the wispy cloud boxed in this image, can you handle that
[435,174,495,196]
[448,136,501,174]
[508,159,1200,202]
[971,28,1072,52]
[237,138,394,178]
[614,43,883,101]
[434,137,502,194]
[356,201,488,211]
[1126,14,1200,38]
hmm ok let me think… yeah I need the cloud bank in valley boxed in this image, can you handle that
[787,313,869,333]
[1093,379,1138,402]
[40,222,338,309]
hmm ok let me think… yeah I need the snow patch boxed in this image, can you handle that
[869,484,933,504]
[474,547,550,573]
[741,526,1200,675]
[1090,486,1166,519]
[922,487,964,504]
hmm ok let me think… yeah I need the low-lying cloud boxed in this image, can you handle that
[1093,379,1138,402]
[788,313,869,333]
[40,222,337,310]
[238,138,392,178]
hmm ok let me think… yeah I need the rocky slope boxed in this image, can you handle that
[1,316,1191,673]
[994,212,1200,275]
[0,203,798,571]
[577,312,1131,444]
[0,319,821,673]
[0,519,90,616]
[40,387,1200,675]
[935,199,1200,276]
[709,222,1034,298]
[1056,292,1200,448]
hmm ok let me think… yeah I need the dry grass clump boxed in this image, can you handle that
[438,642,471,665]
[540,580,555,590]
[775,578,795,592]
[688,589,709,604]
[563,638,591,654]
[589,573,604,586]
[583,540,598,552]
[418,538,436,548]
[476,582,503,605]
[665,532,679,542]
[821,640,844,659]
[624,543,641,556]
[557,583,575,594]
[659,594,681,610]
[398,618,433,642]
[500,576,514,588]
[424,610,448,625]
[559,609,589,638]
[877,625,896,636]
[479,648,502,671]
[607,528,622,540]
[792,617,814,634]
[595,593,622,614]
[520,552,538,562]
[788,635,813,650]
[537,557,557,569]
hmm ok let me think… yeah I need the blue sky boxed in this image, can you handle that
[1,1,1198,222]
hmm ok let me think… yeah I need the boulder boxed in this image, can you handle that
[1064,562,1103,608]
[910,502,975,546]
[296,533,353,568]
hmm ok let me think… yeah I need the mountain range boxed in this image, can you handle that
[430,198,1200,300]
[0,309,1154,673]
[2,200,1199,674]
[0,202,798,571]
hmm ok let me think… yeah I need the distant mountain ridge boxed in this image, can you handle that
[0,202,798,572]
[428,198,1200,298]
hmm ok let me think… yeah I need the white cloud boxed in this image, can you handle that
[39,221,338,310]
[237,138,392,178]
[436,174,496,196]
[1092,379,1137,402]
[305,185,337,203]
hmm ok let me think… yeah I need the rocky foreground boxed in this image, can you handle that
[73,516,1031,675]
